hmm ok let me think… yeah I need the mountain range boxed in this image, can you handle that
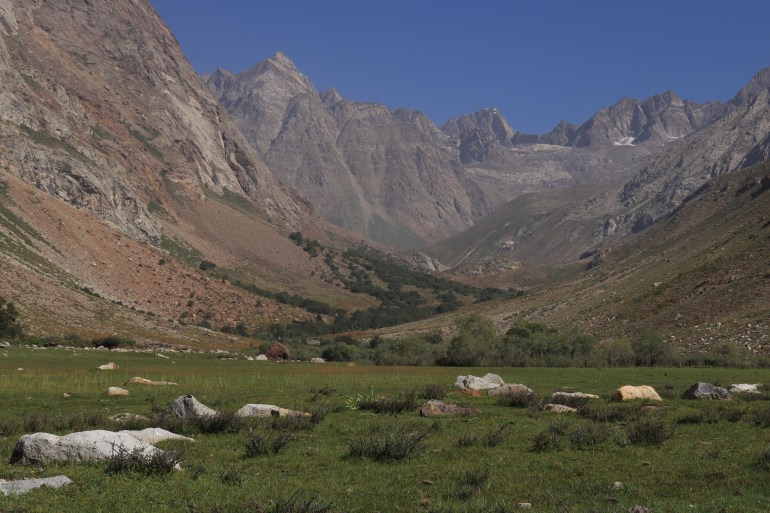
[0,0,767,352]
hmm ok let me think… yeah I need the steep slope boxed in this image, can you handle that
[0,0,375,343]
[206,54,493,249]
[389,161,770,354]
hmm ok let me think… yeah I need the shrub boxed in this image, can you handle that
[348,426,428,461]
[244,428,292,457]
[0,296,23,339]
[91,336,135,349]
[567,422,610,450]
[104,445,183,476]
[530,429,562,452]
[199,260,217,271]
[632,329,674,366]
[753,446,770,471]
[444,466,490,501]
[373,334,443,365]
[356,392,418,414]
[272,493,333,513]
[578,403,643,423]
[444,314,500,366]
[625,417,675,446]
[217,464,245,486]
[419,383,448,401]
[321,342,354,362]
[457,424,512,448]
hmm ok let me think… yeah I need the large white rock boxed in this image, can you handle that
[10,430,162,465]
[255,354,269,361]
[0,476,72,496]
[98,362,118,370]
[119,428,194,444]
[165,394,218,418]
[612,385,662,401]
[454,374,503,390]
[236,404,310,418]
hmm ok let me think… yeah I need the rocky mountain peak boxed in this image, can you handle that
[320,87,343,106]
[730,67,770,106]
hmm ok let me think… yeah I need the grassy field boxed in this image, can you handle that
[1,348,770,512]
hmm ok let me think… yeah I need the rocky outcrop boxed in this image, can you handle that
[0,0,302,249]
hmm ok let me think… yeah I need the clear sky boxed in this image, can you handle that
[150,0,770,134]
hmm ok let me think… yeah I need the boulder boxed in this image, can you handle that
[454,374,502,390]
[543,404,577,413]
[107,387,129,397]
[97,362,118,370]
[255,354,269,361]
[481,373,505,385]
[454,388,483,398]
[10,430,163,465]
[310,357,326,364]
[119,428,194,444]
[487,384,535,397]
[0,341,10,348]
[730,383,761,394]
[612,385,662,401]
[264,342,290,361]
[419,400,480,417]
[124,376,178,386]
[0,476,72,496]
[165,394,218,418]
[235,404,310,418]
[683,382,732,400]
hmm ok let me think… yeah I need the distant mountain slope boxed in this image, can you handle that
[206,53,492,249]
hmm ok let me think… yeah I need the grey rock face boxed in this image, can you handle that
[206,53,493,248]
[165,395,218,419]
[10,430,162,465]
[683,382,732,400]
[0,475,72,496]
[0,0,301,248]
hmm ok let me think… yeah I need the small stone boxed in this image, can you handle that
[124,376,178,386]
[517,503,532,509]
[628,507,651,513]
[310,357,325,363]
[0,475,72,496]
[98,362,118,370]
[612,481,623,490]
[62,392,71,398]
[421,479,434,486]
[255,354,268,361]
[543,404,576,413]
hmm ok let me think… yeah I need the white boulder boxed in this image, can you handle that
[10,430,162,465]
[0,475,72,496]
[165,394,218,418]
[119,428,194,444]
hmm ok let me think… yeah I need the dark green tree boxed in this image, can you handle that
[0,297,23,339]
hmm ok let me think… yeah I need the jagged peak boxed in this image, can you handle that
[320,87,343,106]
[730,67,770,106]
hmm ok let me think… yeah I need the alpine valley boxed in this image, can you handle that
[0,0,768,355]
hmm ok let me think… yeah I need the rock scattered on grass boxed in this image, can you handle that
[419,400,480,417]
[730,383,761,394]
[124,376,178,386]
[682,382,732,400]
[107,387,129,396]
[0,476,72,496]
[118,428,194,444]
[612,385,662,401]
[454,373,505,390]
[488,384,536,397]
[236,404,310,418]
[543,404,577,413]
[97,362,118,370]
[165,394,218,418]
[10,430,166,465]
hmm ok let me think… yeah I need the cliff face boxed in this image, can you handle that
[0,0,302,244]
[206,53,494,249]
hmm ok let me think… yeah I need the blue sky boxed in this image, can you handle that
[151,0,770,134]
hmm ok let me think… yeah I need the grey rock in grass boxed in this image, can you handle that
[236,404,310,418]
[551,391,599,402]
[517,503,532,510]
[97,362,118,370]
[0,341,11,348]
[310,357,326,363]
[683,382,732,400]
[543,404,577,413]
[454,374,503,390]
[0,475,72,496]
[108,413,150,425]
[10,430,161,465]
[419,400,480,417]
[487,384,535,397]
[165,395,218,419]
[255,354,269,361]
[119,428,194,444]
[107,387,129,396]
[729,383,761,394]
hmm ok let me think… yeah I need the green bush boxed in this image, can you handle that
[91,336,135,349]
[632,329,674,366]
[373,334,443,365]
[444,314,500,366]
[0,296,23,339]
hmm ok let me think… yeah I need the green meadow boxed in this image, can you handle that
[1,347,770,513]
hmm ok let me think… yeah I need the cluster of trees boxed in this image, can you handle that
[0,297,23,339]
